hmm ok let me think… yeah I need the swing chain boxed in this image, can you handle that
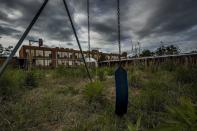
[87,0,90,60]
[117,0,121,63]
[62,0,92,82]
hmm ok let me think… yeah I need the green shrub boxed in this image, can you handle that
[176,66,197,84]
[130,79,177,128]
[0,69,25,98]
[104,67,114,76]
[128,115,142,131]
[97,69,106,81]
[84,81,103,102]
[128,70,142,88]
[160,62,176,72]
[148,65,159,73]
[24,71,39,88]
[12,91,67,130]
[152,97,197,131]
[55,65,88,78]
[58,86,79,95]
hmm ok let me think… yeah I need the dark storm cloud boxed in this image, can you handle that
[67,42,73,46]
[0,25,21,35]
[0,10,7,20]
[79,0,131,43]
[0,0,74,41]
[0,0,197,52]
[0,0,42,24]
[137,0,197,39]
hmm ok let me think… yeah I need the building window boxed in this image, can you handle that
[63,52,68,58]
[36,60,44,66]
[36,50,43,57]
[69,53,72,59]
[44,51,52,58]
[75,54,78,59]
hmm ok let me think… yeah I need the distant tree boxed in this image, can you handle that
[0,44,13,57]
[155,45,179,56]
[190,50,197,53]
[165,45,179,55]
[155,45,166,56]
[140,49,154,57]
[98,54,107,62]
[122,52,127,57]
[0,44,4,56]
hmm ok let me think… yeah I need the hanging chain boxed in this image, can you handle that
[62,0,92,81]
[87,0,90,60]
[117,0,121,63]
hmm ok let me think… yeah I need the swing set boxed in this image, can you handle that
[0,0,128,116]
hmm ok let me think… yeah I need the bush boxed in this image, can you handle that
[84,81,103,102]
[104,67,114,76]
[160,62,176,72]
[128,70,142,88]
[128,115,142,131]
[176,66,197,84]
[0,69,25,99]
[130,79,177,128]
[55,65,88,78]
[152,97,197,131]
[12,90,67,130]
[24,71,39,88]
[97,69,106,81]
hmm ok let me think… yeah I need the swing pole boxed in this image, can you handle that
[62,0,92,82]
[0,0,49,77]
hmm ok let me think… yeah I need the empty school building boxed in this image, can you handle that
[19,45,123,68]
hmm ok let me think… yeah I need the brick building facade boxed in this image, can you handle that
[19,45,124,68]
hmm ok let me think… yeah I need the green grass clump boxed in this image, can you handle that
[128,115,142,131]
[0,68,25,99]
[128,70,143,88]
[55,65,88,79]
[160,62,176,72]
[95,67,115,81]
[1,65,197,131]
[84,81,104,102]
[104,67,114,76]
[97,68,107,81]
[152,97,197,131]
[176,66,197,84]
[24,71,38,88]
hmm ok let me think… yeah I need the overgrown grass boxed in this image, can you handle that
[84,81,104,103]
[0,68,25,99]
[54,65,89,79]
[0,64,197,130]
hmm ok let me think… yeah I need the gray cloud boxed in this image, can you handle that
[0,25,21,36]
[0,0,196,53]
[67,42,73,46]
[137,0,197,38]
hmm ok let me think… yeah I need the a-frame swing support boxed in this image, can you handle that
[0,0,92,82]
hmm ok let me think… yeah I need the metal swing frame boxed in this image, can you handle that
[0,0,92,81]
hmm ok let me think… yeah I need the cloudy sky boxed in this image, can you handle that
[0,0,197,55]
